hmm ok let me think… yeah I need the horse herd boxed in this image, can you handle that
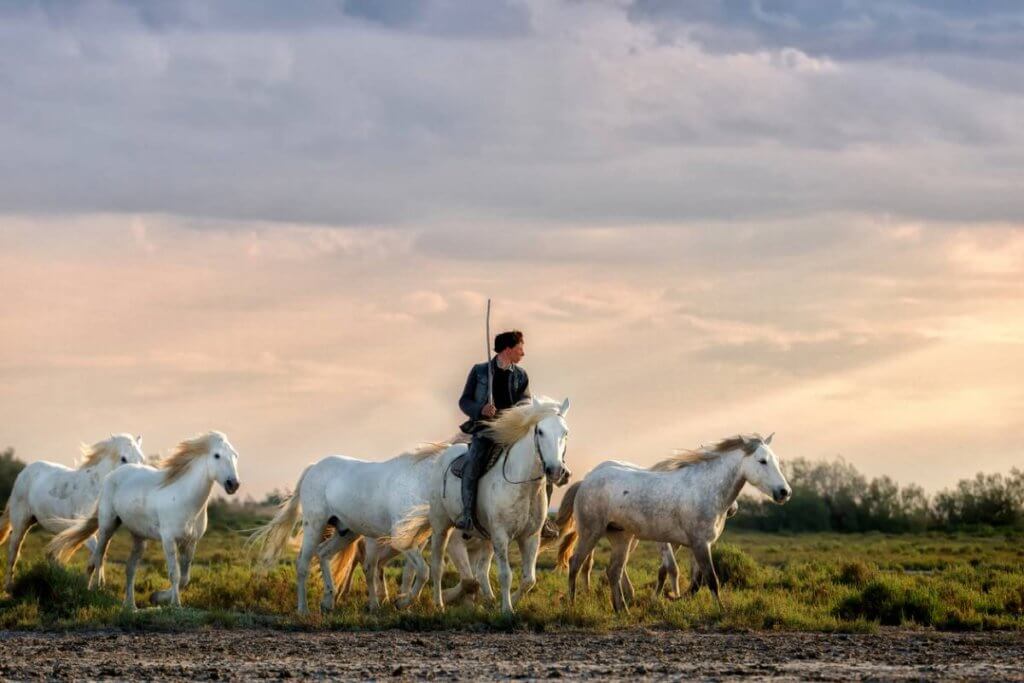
[0,397,792,616]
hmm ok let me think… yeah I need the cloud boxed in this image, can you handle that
[1,1,1023,227]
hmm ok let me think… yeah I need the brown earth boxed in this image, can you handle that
[1,629,1022,681]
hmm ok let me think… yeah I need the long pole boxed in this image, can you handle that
[485,298,494,407]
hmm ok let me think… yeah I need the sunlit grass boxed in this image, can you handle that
[2,525,1022,632]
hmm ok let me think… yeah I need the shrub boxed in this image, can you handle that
[7,561,119,621]
[837,577,940,626]
[711,543,761,588]
[836,560,876,587]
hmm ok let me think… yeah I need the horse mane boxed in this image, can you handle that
[484,398,562,448]
[158,432,220,486]
[78,436,124,469]
[652,433,764,471]
[397,442,451,463]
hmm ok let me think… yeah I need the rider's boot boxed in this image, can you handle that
[454,441,483,532]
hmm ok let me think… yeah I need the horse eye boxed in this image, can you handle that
[120,456,127,463]
[759,459,768,465]
[214,452,221,459]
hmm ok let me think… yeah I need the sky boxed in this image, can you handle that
[1,0,1023,499]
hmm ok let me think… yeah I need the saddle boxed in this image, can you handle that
[450,441,505,479]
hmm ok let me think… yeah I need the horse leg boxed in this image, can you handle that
[123,535,146,610]
[317,530,355,613]
[442,535,479,606]
[83,536,105,587]
[362,538,382,611]
[3,515,33,592]
[606,531,631,613]
[177,537,198,594]
[429,525,453,610]
[295,521,322,616]
[657,543,680,598]
[620,538,637,606]
[492,531,515,615]
[692,541,722,608]
[688,550,705,595]
[511,532,540,606]
[581,550,594,592]
[394,547,429,609]
[567,527,602,607]
[159,534,182,607]
[475,543,495,603]
[88,515,118,590]
[375,546,393,604]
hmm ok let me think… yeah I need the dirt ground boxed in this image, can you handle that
[1,629,1022,681]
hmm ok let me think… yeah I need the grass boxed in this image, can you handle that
[2,525,1023,632]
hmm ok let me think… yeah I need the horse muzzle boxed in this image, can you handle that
[773,486,792,504]
[224,479,240,495]
[546,466,571,487]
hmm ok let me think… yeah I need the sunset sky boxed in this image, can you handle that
[2,1,1023,498]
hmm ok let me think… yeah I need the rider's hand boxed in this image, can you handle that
[481,403,497,418]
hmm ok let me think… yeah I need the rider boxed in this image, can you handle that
[455,330,558,538]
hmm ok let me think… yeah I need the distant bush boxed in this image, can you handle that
[0,447,25,508]
[733,458,1022,534]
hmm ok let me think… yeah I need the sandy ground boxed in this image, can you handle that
[1,629,1022,681]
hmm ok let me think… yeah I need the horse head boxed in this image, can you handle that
[738,432,791,504]
[534,396,572,486]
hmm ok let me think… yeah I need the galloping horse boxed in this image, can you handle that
[393,397,572,614]
[49,431,241,609]
[1,434,146,591]
[564,433,790,612]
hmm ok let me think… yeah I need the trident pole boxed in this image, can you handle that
[485,298,494,408]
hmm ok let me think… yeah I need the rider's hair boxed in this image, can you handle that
[494,329,524,353]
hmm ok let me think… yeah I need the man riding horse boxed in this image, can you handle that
[455,329,559,539]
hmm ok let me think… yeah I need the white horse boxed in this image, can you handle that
[249,444,450,615]
[555,460,740,600]
[0,434,146,592]
[394,397,571,614]
[565,433,790,612]
[48,431,241,609]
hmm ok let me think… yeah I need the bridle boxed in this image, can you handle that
[502,424,566,485]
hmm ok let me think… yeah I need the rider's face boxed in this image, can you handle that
[507,342,525,364]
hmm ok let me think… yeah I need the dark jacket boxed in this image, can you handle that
[459,358,530,434]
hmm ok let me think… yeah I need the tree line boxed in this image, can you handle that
[2,447,1022,532]
[733,457,1024,532]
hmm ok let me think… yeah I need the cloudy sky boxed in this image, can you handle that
[2,0,1023,498]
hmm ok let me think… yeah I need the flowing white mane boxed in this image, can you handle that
[78,435,128,469]
[484,398,563,448]
[158,431,221,486]
[653,433,766,471]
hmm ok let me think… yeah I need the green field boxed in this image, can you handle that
[2,522,1023,633]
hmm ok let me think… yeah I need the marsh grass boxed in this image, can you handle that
[2,527,1022,632]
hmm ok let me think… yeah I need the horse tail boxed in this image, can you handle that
[248,466,310,567]
[47,505,99,564]
[388,505,432,551]
[0,500,11,546]
[329,536,363,592]
[555,481,581,570]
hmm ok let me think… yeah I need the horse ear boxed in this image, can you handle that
[136,434,143,446]
[531,396,541,407]
[559,397,571,417]
[765,432,774,445]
